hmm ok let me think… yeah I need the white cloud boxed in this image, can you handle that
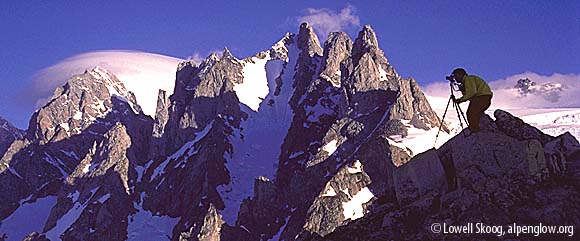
[297,5,360,41]
[186,53,205,64]
[27,50,184,118]
[186,49,223,64]
[423,72,580,111]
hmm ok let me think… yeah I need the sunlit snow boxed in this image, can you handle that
[321,140,338,155]
[321,186,337,197]
[235,57,271,111]
[346,160,363,174]
[342,187,374,221]
[218,42,297,225]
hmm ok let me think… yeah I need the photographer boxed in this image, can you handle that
[447,68,493,133]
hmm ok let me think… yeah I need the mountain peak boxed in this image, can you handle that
[319,31,353,87]
[353,24,379,53]
[26,67,143,144]
[86,66,112,78]
[269,32,295,61]
[0,116,23,137]
[3,22,579,241]
[177,60,197,71]
[297,22,323,56]
[222,47,234,59]
[0,116,24,157]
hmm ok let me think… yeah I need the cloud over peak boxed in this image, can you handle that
[26,50,184,117]
[297,5,360,42]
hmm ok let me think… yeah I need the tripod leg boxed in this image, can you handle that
[434,96,453,147]
[454,101,470,138]
[452,102,463,129]
[456,102,469,128]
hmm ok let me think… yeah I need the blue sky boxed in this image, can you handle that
[1,0,579,129]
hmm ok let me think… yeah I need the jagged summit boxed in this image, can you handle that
[0,116,23,140]
[26,66,144,144]
[1,23,577,241]
[320,31,352,87]
[297,22,323,56]
[222,47,234,59]
[0,116,24,158]
[354,24,379,50]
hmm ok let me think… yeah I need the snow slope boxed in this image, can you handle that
[433,107,580,142]
[218,41,298,225]
[508,108,580,140]
[127,195,179,241]
[0,196,57,240]
[402,95,580,159]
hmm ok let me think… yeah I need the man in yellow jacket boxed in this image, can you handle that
[451,68,493,133]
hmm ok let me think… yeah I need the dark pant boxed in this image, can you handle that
[467,95,492,132]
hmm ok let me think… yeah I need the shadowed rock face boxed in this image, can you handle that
[0,23,447,240]
[272,24,448,240]
[3,23,577,241]
[0,116,23,158]
[312,111,579,241]
[0,66,153,241]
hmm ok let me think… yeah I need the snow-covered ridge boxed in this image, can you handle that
[234,34,293,112]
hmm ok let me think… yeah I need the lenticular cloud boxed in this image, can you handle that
[30,50,184,117]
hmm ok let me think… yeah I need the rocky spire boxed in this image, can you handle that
[5,23,578,241]
[352,25,379,60]
[353,25,379,51]
[222,47,234,59]
[350,24,397,79]
[149,89,170,160]
[0,116,24,156]
[319,32,353,87]
[297,22,323,56]
[389,77,444,130]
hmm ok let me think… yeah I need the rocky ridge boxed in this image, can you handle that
[0,116,24,158]
[0,67,153,241]
[1,22,578,241]
[315,110,579,240]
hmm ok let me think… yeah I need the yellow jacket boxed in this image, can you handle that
[457,75,493,103]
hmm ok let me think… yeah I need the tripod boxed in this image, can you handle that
[434,82,469,147]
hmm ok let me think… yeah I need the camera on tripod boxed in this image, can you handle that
[434,75,469,146]
[445,75,455,82]
[446,75,464,92]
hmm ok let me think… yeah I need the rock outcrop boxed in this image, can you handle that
[311,110,579,241]
[0,116,23,158]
